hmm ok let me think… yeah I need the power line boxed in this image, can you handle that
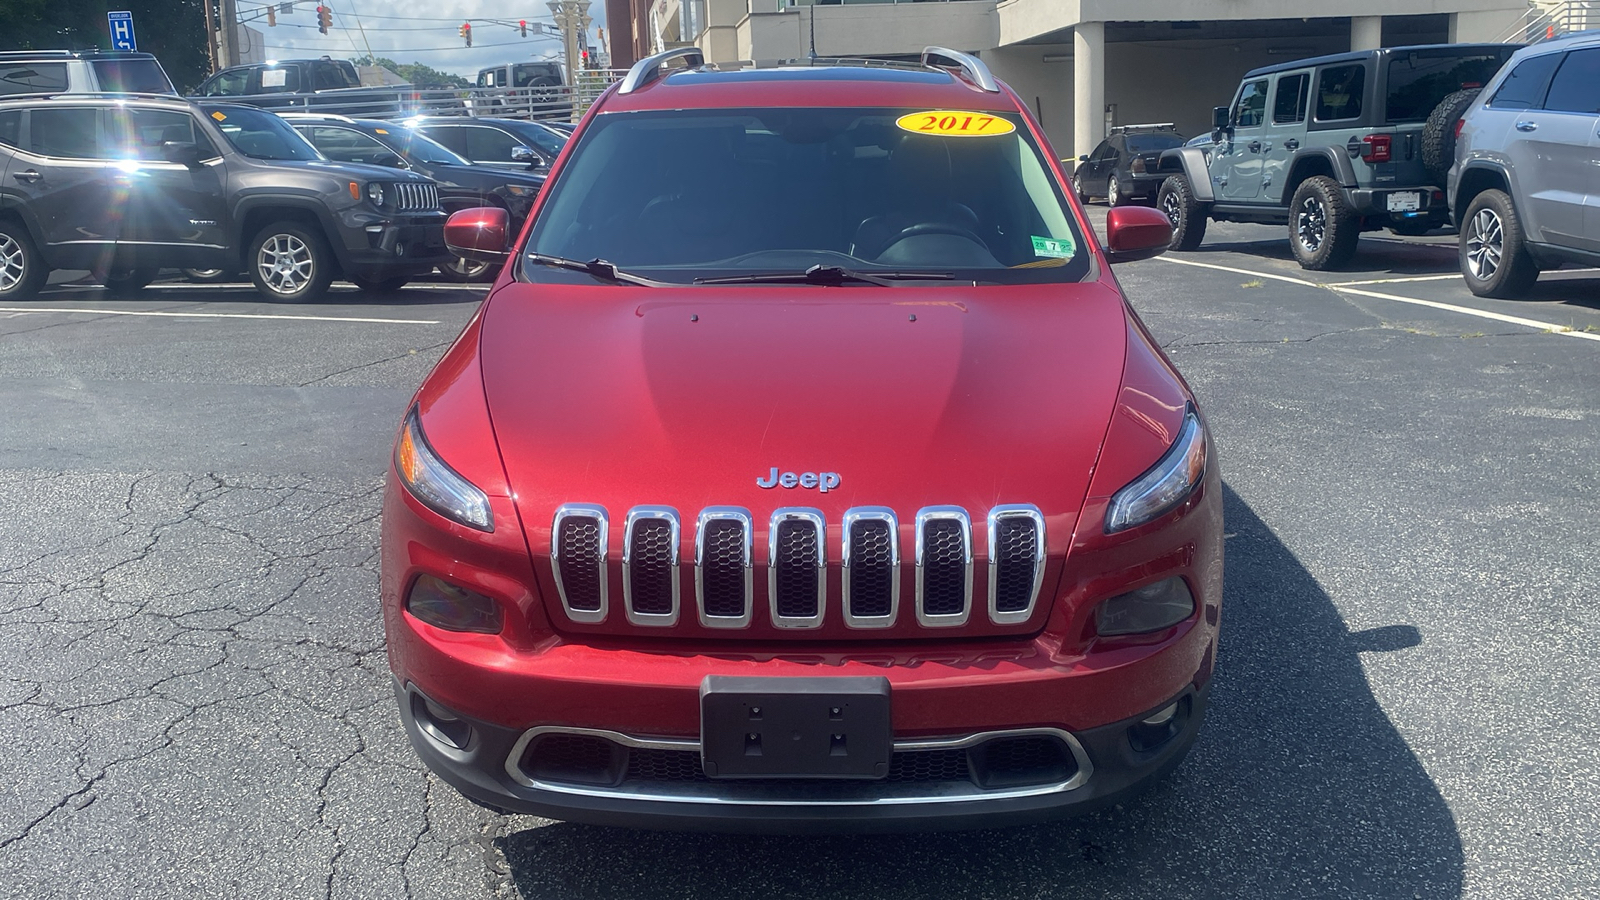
[262,38,555,53]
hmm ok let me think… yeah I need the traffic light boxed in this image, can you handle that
[266,5,275,25]
[519,19,527,37]
[459,22,471,46]
[580,48,588,69]
[316,5,330,33]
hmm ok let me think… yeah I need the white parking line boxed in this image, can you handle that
[1157,256,1600,343]
[1326,274,1464,286]
[0,306,440,325]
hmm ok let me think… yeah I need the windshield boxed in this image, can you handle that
[1386,48,1514,122]
[1126,134,1183,153]
[388,127,468,165]
[202,104,321,160]
[91,58,175,94]
[524,107,1089,285]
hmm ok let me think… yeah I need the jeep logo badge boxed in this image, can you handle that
[756,468,841,493]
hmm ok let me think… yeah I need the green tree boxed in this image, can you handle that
[0,0,211,92]
[350,55,470,90]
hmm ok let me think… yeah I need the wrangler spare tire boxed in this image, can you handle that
[1422,88,1480,186]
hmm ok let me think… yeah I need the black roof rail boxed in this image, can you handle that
[618,47,704,94]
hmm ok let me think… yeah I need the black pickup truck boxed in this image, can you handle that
[193,58,422,119]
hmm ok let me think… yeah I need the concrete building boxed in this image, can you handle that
[648,0,1533,159]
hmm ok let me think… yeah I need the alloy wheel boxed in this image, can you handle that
[1464,207,1502,281]
[1108,176,1121,207]
[257,233,314,295]
[0,233,23,293]
[1160,190,1182,226]
[1295,196,1326,252]
[443,255,491,280]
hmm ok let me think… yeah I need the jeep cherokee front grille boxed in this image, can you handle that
[550,504,1044,630]
[696,508,753,627]
[551,504,607,623]
[769,509,824,628]
[915,507,972,627]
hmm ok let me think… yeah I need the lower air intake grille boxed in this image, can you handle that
[622,748,972,785]
[992,516,1039,613]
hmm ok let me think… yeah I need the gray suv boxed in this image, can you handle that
[1449,32,1600,297]
[1157,44,1516,270]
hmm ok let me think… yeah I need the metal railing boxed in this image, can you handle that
[194,70,629,124]
[1494,0,1599,43]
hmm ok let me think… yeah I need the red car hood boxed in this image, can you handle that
[479,280,1129,543]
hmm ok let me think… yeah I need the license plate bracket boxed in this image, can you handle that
[1387,191,1422,212]
[700,675,892,779]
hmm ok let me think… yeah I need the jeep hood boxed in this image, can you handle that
[479,281,1130,543]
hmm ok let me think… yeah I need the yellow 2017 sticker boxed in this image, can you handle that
[895,111,1015,138]
[210,111,227,121]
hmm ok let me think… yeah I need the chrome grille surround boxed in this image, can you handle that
[551,504,608,624]
[986,505,1047,625]
[622,506,681,627]
[694,507,753,628]
[767,508,825,629]
[841,507,900,629]
[914,507,972,627]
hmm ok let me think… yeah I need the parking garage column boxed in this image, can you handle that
[1351,16,1383,51]
[1074,21,1105,162]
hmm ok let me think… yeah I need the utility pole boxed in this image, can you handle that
[203,0,219,73]
[216,0,239,68]
[548,0,592,83]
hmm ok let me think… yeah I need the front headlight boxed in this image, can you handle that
[395,408,493,531]
[367,182,386,207]
[504,183,538,197]
[1105,407,1206,533]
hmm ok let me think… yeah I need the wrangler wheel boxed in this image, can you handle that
[1288,176,1359,270]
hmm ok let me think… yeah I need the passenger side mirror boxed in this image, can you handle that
[510,145,536,163]
[373,152,408,169]
[444,207,511,262]
[161,141,202,166]
[1104,206,1173,264]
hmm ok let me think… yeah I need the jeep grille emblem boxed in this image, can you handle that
[756,468,841,493]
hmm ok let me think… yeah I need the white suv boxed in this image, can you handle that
[1449,32,1600,298]
[0,50,176,97]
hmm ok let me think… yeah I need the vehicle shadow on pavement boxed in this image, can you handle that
[1185,237,1460,280]
[496,484,1463,900]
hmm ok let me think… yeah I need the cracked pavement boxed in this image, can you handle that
[4,229,1599,900]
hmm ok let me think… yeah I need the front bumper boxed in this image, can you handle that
[396,676,1209,832]
[334,210,450,278]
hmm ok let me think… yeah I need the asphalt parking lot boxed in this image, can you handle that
[2,220,1597,899]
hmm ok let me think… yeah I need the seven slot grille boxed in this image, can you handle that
[391,181,440,211]
[548,505,1045,628]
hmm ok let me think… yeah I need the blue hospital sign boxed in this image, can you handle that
[108,11,137,51]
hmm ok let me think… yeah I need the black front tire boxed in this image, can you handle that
[1460,189,1538,298]
[248,221,335,303]
[349,275,410,293]
[1157,175,1208,251]
[1288,176,1360,270]
[0,220,49,301]
[1073,172,1090,204]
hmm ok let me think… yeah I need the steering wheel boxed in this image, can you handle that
[884,222,988,250]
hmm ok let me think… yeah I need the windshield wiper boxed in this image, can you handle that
[695,264,954,287]
[526,253,665,287]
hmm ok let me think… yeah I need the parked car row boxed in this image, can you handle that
[0,89,567,302]
[1143,37,1598,297]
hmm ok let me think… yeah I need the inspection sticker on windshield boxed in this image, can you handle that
[895,111,1016,137]
[1032,235,1076,259]
[210,111,226,121]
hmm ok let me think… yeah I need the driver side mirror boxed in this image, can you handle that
[1078,154,1089,162]
[1212,105,1231,134]
[1104,206,1173,264]
[373,152,408,169]
[510,145,537,164]
[161,141,203,166]
[444,207,510,262]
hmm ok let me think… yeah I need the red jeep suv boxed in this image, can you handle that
[381,47,1222,831]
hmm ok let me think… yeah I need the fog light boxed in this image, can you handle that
[406,574,503,634]
[1096,577,1194,636]
[410,691,472,750]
